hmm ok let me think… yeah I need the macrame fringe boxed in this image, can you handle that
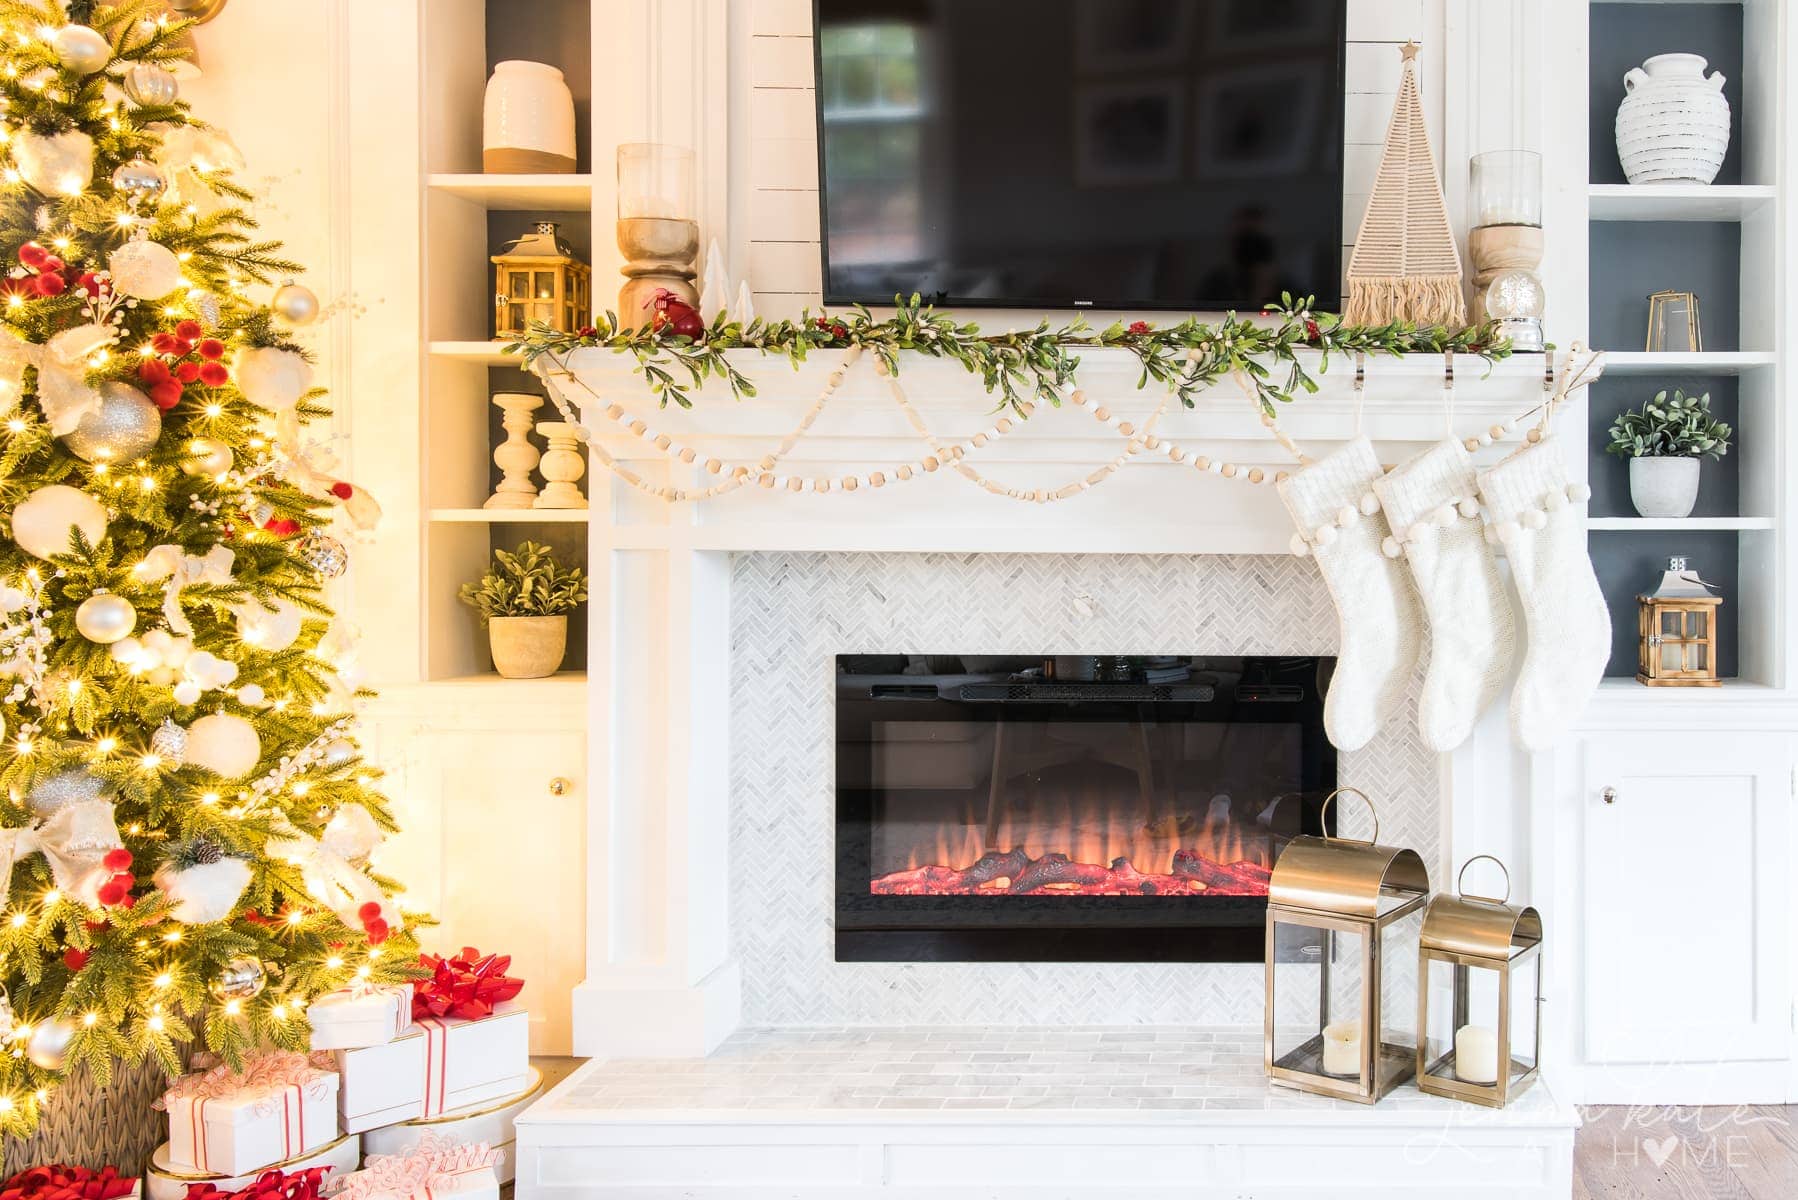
[1342,274,1467,329]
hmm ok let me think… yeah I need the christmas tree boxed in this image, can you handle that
[0,0,421,1139]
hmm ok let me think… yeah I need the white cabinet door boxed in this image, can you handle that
[1580,733,1792,1065]
[369,714,587,1056]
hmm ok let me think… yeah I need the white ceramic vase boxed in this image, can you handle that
[1629,456,1701,518]
[483,60,577,174]
[1616,53,1730,184]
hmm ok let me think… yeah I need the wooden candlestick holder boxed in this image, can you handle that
[485,392,543,509]
[617,216,699,330]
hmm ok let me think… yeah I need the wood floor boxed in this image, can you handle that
[1575,1105,1798,1199]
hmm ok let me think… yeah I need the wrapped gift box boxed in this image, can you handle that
[144,1133,360,1200]
[307,981,413,1051]
[334,1003,529,1133]
[363,1068,542,1185]
[163,1054,340,1176]
[330,1133,501,1200]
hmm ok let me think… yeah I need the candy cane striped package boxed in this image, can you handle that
[161,1053,341,1176]
[333,1003,530,1134]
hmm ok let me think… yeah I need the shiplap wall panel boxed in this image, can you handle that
[743,1,1441,316]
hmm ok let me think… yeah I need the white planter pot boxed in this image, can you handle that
[483,60,577,174]
[1616,53,1730,184]
[488,614,568,679]
[1629,456,1701,518]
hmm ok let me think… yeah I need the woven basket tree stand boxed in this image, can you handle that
[1343,42,1467,329]
[1,1057,178,1178]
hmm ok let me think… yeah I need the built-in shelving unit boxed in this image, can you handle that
[419,0,595,683]
[1581,0,1787,690]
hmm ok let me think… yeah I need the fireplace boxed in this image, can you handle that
[835,655,1337,962]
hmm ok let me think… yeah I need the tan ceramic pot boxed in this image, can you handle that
[488,614,567,679]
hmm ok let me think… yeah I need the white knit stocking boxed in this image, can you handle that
[1280,436,1424,751]
[1478,436,1612,749]
[1373,438,1517,751]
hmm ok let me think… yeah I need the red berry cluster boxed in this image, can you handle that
[811,315,850,341]
[357,899,390,945]
[138,319,229,410]
[96,847,136,908]
[1127,320,1152,336]
[9,241,77,298]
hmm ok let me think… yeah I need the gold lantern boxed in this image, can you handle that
[1417,856,1543,1108]
[1636,556,1722,687]
[1264,788,1430,1104]
[1645,289,1702,353]
[492,221,591,339]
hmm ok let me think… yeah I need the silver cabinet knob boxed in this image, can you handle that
[1601,786,1617,805]
[549,777,572,796]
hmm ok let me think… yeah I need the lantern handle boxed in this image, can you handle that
[1457,854,1512,905]
[1319,786,1380,845]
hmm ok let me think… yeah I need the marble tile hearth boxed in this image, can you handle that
[536,1025,1560,1117]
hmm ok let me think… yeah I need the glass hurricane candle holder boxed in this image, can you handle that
[1468,151,1544,325]
[617,143,699,327]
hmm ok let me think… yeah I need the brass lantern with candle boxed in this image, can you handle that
[492,221,592,339]
[1416,856,1543,1108]
[1637,556,1722,686]
[1264,787,1431,1104]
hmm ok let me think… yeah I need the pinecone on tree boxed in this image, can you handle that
[167,836,226,870]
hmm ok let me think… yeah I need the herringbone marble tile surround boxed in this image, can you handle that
[729,552,1437,1028]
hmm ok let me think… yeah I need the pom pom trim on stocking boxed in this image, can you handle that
[1379,494,1481,558]
[1488,481,1591,548]
[1291,490,1381,557]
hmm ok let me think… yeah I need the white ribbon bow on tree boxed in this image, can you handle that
[270,420,384,533]
[266,818,391,927]
[135,543,235,636]
[0,799,125,907]
[0,324,113,436]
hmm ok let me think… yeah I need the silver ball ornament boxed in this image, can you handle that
[60,381,161,464]
[209,957,267,1003]
[25,768,110,817]
[183,437,233,477]
[270,281,320,326]
[121,62,179,107]
[110,156,168,200]
[26,1016,76,1070]
[75,591,136,644]
[51,24,111,75]
[296,533,348,579]
[150,718,188,766]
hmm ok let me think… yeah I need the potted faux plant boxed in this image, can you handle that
[1605,389,1732,518]
[458,541,589,678]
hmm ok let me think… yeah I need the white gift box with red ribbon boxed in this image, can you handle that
[333,1002,530,1134]
[162,1058,340,1176]
[331,1131,501,1200]
[307,980,414,1051]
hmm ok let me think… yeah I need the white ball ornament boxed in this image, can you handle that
[1288,533,1310,558]
[108,238,184,299]
[122,62,179,107]
[12,485,107,559]
[75,591,135,644]
[236,683,266,707]
[183,437,233,477]
[51,24,111,74]
[237,599,303,651]
[26,1017,76,1070]
[171,679,201,706]
[0,587,24,614]
[12,129,94,196]
[234,346,314,413]
[270,281,321,326]
[185,713,262,779]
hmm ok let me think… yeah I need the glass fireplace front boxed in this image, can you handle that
[835,655,1336,962]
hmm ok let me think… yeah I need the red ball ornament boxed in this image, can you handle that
[62,947,89,971]
[150,380,183,410]
[365,919,389,945]
[358,901,382,922]
[330,481,354,500]
[263,517,300,536]
[103,848,133,872]
[175,319,203,341]
[198,361,229,388]
[97,880,127,907]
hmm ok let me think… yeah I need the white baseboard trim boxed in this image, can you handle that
[570,960,742,1058]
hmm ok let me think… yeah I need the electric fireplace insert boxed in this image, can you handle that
[835,655,1336,962]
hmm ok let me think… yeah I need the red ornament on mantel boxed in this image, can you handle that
[647,287,704,339]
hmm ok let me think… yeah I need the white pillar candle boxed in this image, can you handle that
[1455,1024,1500,1085]
[1321,1020,1362,1076]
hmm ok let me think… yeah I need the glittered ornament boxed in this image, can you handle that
[150,718,188,765]
[110,156,168,201]
[12,128,94,196]
[26,1016,75,1070]
[74,590,136,644]
[270,281,320,326]
[121,61,179,107]
[51,24,111,74]
[25,768,110,817]
[185,712,261,779]
[297,533,348,579]
[208,956,267,1002]
[183,436,233,477]
[108,237,184,299]
[60,381,161,463]
[190,291,222,328]
[12,484,107,559]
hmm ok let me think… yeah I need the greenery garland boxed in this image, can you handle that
[508,294,1513,417]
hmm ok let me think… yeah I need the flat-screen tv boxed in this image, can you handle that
[814,0,1346,312]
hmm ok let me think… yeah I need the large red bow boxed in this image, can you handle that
[411,946,524,1020]
[182,1167,330,1200]
[0,1165,135,1200]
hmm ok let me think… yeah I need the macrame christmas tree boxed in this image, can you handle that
[1343,42,1467,329]
[0,0,423,1144]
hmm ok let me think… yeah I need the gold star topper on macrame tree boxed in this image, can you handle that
[1343,41,1467,329]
